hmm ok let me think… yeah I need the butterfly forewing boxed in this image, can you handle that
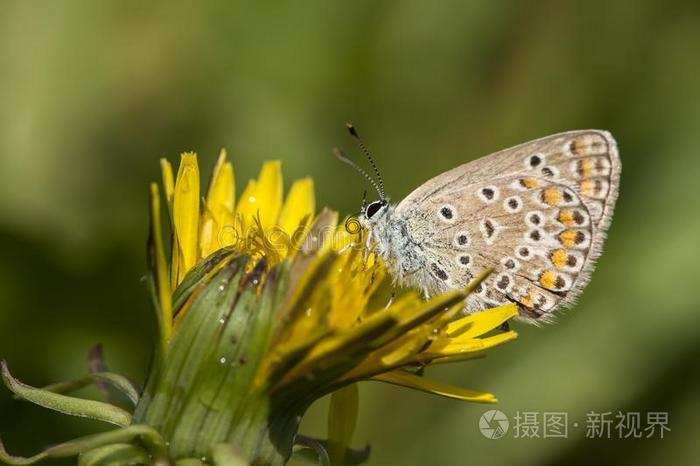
[394,130,620,322]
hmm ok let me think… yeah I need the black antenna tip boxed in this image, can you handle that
[346,122,359,139]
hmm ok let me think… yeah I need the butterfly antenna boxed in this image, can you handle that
[333,147,384,200]
[346,123,385,199]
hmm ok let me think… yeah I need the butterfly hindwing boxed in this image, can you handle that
[393,130,620,322]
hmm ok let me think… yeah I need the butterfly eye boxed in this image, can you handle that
[366,200,385,219]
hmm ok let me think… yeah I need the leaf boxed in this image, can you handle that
[1,361,132,427]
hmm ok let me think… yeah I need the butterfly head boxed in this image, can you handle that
[362,198,389,225]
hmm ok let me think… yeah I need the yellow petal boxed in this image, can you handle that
[206,149,236,214]
[446,303,518,339]
[235,179,257,240]
[278,177,315,237]
[372,371,497,403]
[427,330,518,361]
[200,149,236,258]
[173,152,200,284]
[235,161,282,231]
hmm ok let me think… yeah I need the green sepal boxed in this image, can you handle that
[41,372,139,406]
[293,436,329,466]
[210,443,249,466]
[1,361,132,427]
[293,435,370,466]
[327,384,359,465]
[136,255,305,464]
[0,425,167,465]
[171,248,235,313]
[78,444,150,466]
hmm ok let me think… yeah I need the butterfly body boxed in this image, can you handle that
[359,130,621,324]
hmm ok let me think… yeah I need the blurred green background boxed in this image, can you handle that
[1,1,699,465]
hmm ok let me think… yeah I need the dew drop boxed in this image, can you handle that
[218,318,225,324]
[305,307,312,317]
[248,196,256,203]
[218,285,225,291]
[252,279,259,285]
[219,357,227,364]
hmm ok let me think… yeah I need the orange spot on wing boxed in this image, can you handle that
[551,249,568,269]
[520,289,536,308]
[543,187,562,206]
[580,179,595,196]
[580,158,594,178]
[539,270,557,289]
[559,229,577,248]
[572,137,587,155]
[558,209,574,226]
[521,178,539,189]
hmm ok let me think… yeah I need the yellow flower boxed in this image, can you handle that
[142,153,518,463]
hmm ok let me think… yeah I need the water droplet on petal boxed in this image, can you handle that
[248,196,256,203]
[219,357,227,364]
[305,308,312,317]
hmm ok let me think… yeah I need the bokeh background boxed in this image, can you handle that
[1,1,699,465]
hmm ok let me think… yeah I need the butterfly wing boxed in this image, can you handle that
[395,130,620,322]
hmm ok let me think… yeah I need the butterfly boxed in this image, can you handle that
[336,124,620,323]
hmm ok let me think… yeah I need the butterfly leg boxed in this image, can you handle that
[338,242,355,254]
[384,285,397,309]
[363,229,373,265]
